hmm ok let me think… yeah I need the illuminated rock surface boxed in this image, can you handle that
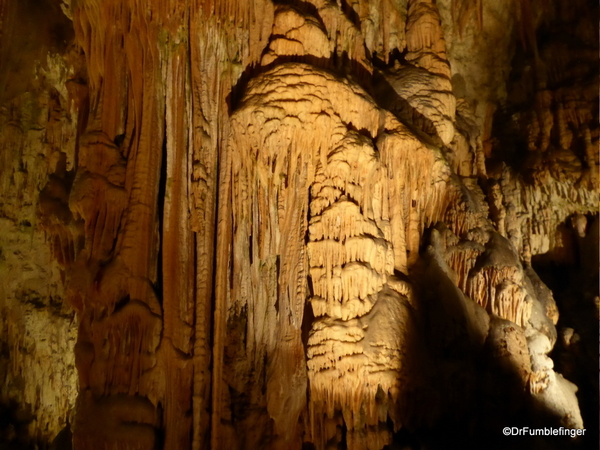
[0,0,597,449]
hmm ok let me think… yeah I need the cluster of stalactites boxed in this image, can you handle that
[304,110,446,450]
[489,163,599,261]
[260,0,411,71]
[307,285,415,450]
[304,112,407,450]
[439,188,534,328]
[308,132,395,321]
[467,264,532,328]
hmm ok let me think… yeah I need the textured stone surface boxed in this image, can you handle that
[0,0,597,449]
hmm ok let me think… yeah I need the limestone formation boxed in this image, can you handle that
[0,0,597,449]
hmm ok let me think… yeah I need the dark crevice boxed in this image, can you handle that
[113,133,126,147]
[341,119,376,141]
[339,0,361,30]
[372,48,409,70]
[300,296,315,356]
[274,255,280,314]
[112,294,130,314]
[154,120,168,305]
[372,68,444,148]
[248,233,253,265]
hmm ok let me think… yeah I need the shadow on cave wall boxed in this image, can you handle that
[532,215,599,450]
[0,400,71,450]
[375,223,597,450]
[0,0,74,104]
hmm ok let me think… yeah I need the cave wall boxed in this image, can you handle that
[0,0,79,444]
[0,0,598,449]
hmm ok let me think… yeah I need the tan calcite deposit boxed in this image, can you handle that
[0,12,79,441]
[0,0,597,449]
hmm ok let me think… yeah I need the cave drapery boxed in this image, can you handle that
[0,0,598,449]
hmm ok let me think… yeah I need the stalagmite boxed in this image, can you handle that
[0,0,597,449]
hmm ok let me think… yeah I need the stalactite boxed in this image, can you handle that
[0,0,597,449]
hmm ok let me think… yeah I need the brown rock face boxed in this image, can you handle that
[0,0,597,449]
